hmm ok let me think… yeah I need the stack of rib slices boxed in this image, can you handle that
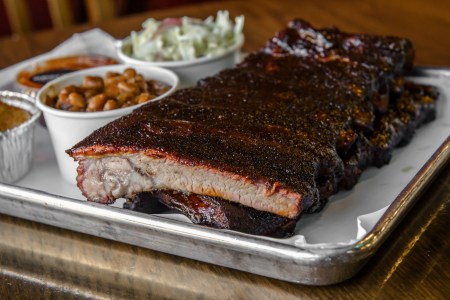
[67,19,438,237]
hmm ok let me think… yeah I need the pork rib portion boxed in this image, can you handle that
[76,151,308,219]
[67,19,438,236]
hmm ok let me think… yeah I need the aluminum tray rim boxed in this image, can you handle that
[0,67,449,285]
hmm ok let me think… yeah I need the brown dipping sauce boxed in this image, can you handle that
[0,100,30,131]
[17,55,118,89]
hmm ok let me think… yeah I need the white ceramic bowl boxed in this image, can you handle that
[36,64,179,184]
[0,91,41,183]
[116,36,244,87]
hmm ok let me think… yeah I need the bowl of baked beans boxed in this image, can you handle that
[36,64,178,184]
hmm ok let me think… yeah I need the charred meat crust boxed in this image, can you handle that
[124,191,300,238]
[67,20,438,235]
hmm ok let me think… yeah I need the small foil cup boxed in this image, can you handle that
[0,91,41,184]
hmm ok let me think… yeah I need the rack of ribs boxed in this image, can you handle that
[67,19,438,237]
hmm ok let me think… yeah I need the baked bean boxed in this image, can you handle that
[116,92,135,104]
[103,99,119,110]
[68,92,86,108]
[44,68,171,112]
[87,94,106,111]
[55,96,67,109]
[56,93,70,109]
[123,68,137,78]
[83,76,104,90]
[118,81,140,94]
[105,75,125,86]
[43,95,57,107]
[132,76,147,91]
[104,84,121,98]
[60,85,79,94]
[135,93,152,104]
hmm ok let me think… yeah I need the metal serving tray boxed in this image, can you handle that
[0,68,449,285]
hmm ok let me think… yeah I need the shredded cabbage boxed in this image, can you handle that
[128,11,244,62]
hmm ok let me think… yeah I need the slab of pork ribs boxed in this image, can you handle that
[67,19,438,237]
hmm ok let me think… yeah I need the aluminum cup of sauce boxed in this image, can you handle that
[0,91,41,183]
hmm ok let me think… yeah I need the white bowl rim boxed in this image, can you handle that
[116,35,244,68]
[36,64,179,119]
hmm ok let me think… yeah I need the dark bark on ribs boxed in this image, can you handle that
[369,82,438,167]
[340,82,438,186]
[67,19,439,237]
[123,193,167,214]
[124,191,300,238]
[262,18,415,92]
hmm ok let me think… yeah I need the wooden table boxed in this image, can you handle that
[1,0,449,298]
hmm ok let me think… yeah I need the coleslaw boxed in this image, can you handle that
[128,10,244,62]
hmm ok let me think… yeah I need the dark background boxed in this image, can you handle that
[0,0,209,37]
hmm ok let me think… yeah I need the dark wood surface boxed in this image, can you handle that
[1,0,449,298]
